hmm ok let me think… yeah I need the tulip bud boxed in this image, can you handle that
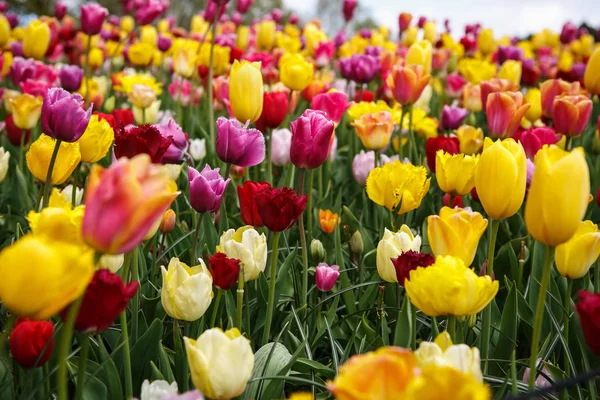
[98,253,125,273]
[350,230,364,256]
[592,133,600,154]
[467,313,477,328]
[160,209,176,234]
[310,239,326,263]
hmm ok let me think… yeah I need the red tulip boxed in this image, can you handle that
[237,181,270,227]
[112,108,135,128]
[114,125,173,163]
[9,318,55,368]
[208,252,240,290]
[391,250,435,286]
[256,91,288,132]
[61,269,138,333]
[442,193,464,208]
[95,112,116,130]
[576,290,600,354]
[255,184,308,232]
[425,136,460,172]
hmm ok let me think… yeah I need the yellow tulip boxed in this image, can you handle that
[555,221,600,279]
[185,328,254,400]
[199,43,230,76]
[352,111,394,150]
[279,53,314,91]
[23,20,50,60]
[120,15,135,33]
[405,40,433,75]
[427,207,488,266]
[477,28,496,55]
[276,32,302,54]
[88,47,104,69]
[157,18,170,33]
[113,73,163,95]
[26,134,81,185]
[0,14,10,47]
[474,138,527,220]
[376,226,422,283]
[128,42,155,66]
[525,146,590,246]
[133,99,161,125]
[228,60,264,123]
[256,20,276,51]
[140,25,158,46]
[236,25,250,50]
[403,26,418,47]
[0,234,94,319]
[422,21,437,43]
[129,83,157,109]
[161,258,213,321]
[584,47,600,96]
[217,226,268,281]
[404,365,491,400]
[458,59,496,84]
[288,393,313,400]
[524,88,542,122]
[405,255,499,317]
[456,125,484,155]
[347,100,402,123]
[76,114,114,163]
[436,151,479,195]
[366,160,431,215]
[1,51,12,77]
[9,93,43,130]
[27,201,86,247]
[557,50,573,72]
[497,60,522,86]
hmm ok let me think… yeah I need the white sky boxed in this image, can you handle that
[284,0,600,37]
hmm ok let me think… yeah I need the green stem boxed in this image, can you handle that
[397,106,407,160]
[57,295,84,400]
[267,129,273,184]
[407,106,416,163]
[595,260,600,294]
[481,218,500,374]
[563,278,573,378]
[206,6,220,160]
[318,165,323,200]
[190,213,202,265]
[565,136,573,151]
[447,315,456,343]
[75,334,90,400]
[297,169,309,310]
[210,289,223,328]
[237,266,245,331]
[42,139,62,208]
[262,231,281,346]
[182,321,189,391]
[307,169,314,238]
[131,246,139,343]
[119,255,133,400]
[528,244,555,389]
[431,316,439,338]
[19,128,25,172]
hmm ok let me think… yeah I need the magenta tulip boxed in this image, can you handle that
[41,88,92,142]
[311,91,350,124]
[80,3,109,36]
[216,117,265,167]
[315,263,340,292]
[290,110,335,170]
[58,65,84,92]
[189,165,230,213]
[440,105,470,131]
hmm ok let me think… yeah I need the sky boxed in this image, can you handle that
[284,0,600,37]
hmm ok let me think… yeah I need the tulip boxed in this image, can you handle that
[42,88,92,142]
[58,65,84,93]
[271,128,292,166]
[477,28,496,55]
[524,88,542,122]
[525,146,590,246]
[405,255,499,316]
[407,364,491,398]
[114,125,173,163]
[217,226,267,281]
[552,94,593,137]
[463,83,482,112]
[576,291,600,355]
[474,138,527,220]
[0,235,94,319]
[352,111,394,150]
[376,226,422,283]
[216,117,265,167]
[82,154,179,254]
[55,1,68,19]
[405,40,433,74]
[436,152,479,196]
[10,93,43,130]
[0,14,8,48]
[173,47,196,79]
[10,318,55,368]
[80,3,108,36]
[387,64,430,106]
[229,60,264,124]
[22,20,50,60]
[127,42,155,67]
[161,258,213,321]
[189,165,230,213]
[208,252,240,290]
[392,250,435,286]
[158,35,172,52]
[154,119,189,164]
[140,380,179,400]
[61,269,138,332]
[458,59,496,85]
[584,47,600,95]
[290,109,335,170]
[315,263,340,291]
[237,181,269,227]
[311,91,350,124]
[0,147,9,183]
[513,127,560,159]
[339,55,380,84]
[352,150,397,186]
[135,0,167,25]
[539,79,580,119]
[497,60,522,85]
[415,332,483,381]
[280,53,314,91]
[256,91,288,131]
[26,134,81,184]
[319,209,339,233]
[5,114,31,147]
[256,20,276,51]
[185,328,254,400]
[425,136,460,172]
[189,139,206,161]
[455,125,483,155]
[98,254,125,273]
[554,221,600,279]
[440,105,469,131]
[328,347,418,399]
[254,184,307,232]
[485,91,530,138]
[428,207,488,266]
[398,12,412,32]
[342,0,357,22]
[129,83,157,109]
[236,0,253,13]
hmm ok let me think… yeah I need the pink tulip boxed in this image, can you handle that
[216,117,265,167]
[236,0,253,14]
[290,109,335,170]
[342,0,357,22]
[80,3,108,36]
[135,0,168,25]
[314,41,335,67]
[189,164,230,213]
[315,263,340,292]
[55,1,68,20]
[311,91,350,124]
[485,91,530,138]
[446,73,467,98]
[513,127,560,159]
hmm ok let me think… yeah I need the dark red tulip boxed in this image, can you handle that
[237,181,270,227]
[425,136,460,172]
[208,252,240,290]
[392,250,435,286]
[442,193,464,209]
[576,290,600,355]
[9,318,55,368]
[114,125,173,163]
[255,184,308,232]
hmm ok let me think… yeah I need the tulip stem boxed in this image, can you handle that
[267,129,273,184]
[528,244,555,390]
[397,106,407,160]
[481,218,500,374]
[131,246,139,343]
[0,314,16,353]
[262,231,281,346]
[210,289,223,328]
[297,169,310,310]
[563,278,573,378]
[57,294,84,400]
[75,334,90,400]
[407,106,417,163]
[307,169,314,237]
[237,266,245,331]
[42,139,62,208]
[190,212,202,265]
[447,315,456,343]
[119,256,133,400]
[206,6,220,162]
[565,136,573,151]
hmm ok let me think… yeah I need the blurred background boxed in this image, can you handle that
[5,0,600,37]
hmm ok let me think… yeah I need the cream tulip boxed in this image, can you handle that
[217,226,268,281]
[376,226,421,283]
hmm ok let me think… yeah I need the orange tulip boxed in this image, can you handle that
[485,91,530,138]
[319,209,340,233]
[552,94,593,137]
[539,79,580,119]
[352,111,395,150]
[386,64,430,106]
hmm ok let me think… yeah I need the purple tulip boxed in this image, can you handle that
[155,119,188,164]
[41,88,92,142]
[5,12,18,29]
[55,1,68,19]
[290,109,335,170]
[80,3,109,36]
[58,65,84,92]
[188,165,230,213]
[334,30,347,48]
[315,263,340,292]
[107,15,121,26]
[236,0,253,14]
[158,35,173,52]
[135,0,168,25]
[339,55,380,84]
[9,57,35,86]
[216,117,265,167]
[440,105,470,131]
[497,46,524,64]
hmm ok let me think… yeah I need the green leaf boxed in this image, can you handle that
[335,222,355,315]
[96,336,123,400]
[492,279,518,374]
[294,358,335,380]
[245,342,292,400]
[158,342,176,384]
[393,294,412,347]
[129,318,164,396]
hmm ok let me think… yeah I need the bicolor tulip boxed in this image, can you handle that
[352,111,394,150]
[188,164,229,213]
[480,79,520,110]
[539,79,580,119]
[435,151,479,196]
[386,64,430,106]
[42,88,92,142]
[485,91,530,138]
[161,258,213,321]
[229,60,264,123]
[376,226,422,283]
[552,94,593,137]
[216,117,265,166]
[290,109,335,170]
[555,221,600,279]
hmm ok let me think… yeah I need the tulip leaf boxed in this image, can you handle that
[335,221,356,315]
[491,279,518,375]
[129,318,163,396]
[15,166,32,212]
[0,355,13,400]
[96,336,123,400]
[294,358,335,380]
[246,342,292,400]
[275,247,298,308]
[393,294,413,348]
[158,341,175,383]
[81,373,108,400]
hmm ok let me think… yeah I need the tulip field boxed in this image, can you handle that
[1,0,600,399]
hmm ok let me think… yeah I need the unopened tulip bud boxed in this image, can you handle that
[160,209,176,234]
[350,230,364,255]
[467,313,477,328]
[592,133,600,154]
[230,165,245,179]
[310,239,326,263]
